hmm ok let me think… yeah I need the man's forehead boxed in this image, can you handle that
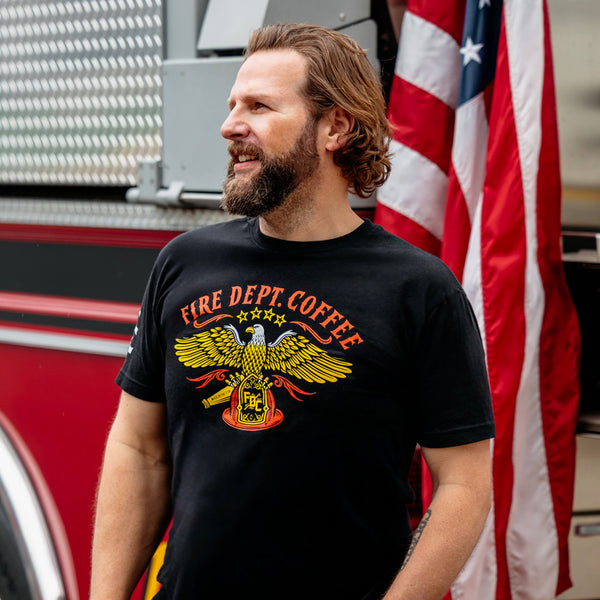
[229,49,308,101]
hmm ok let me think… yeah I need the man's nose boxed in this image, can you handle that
[220,108,250,140]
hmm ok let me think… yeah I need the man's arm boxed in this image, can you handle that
[90,391,172,599]
[383,439,492,600]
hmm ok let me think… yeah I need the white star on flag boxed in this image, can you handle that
[460,36,484,65]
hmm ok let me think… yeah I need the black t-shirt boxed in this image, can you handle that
[117,217,494,600]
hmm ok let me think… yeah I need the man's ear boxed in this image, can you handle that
[324,107,355,152]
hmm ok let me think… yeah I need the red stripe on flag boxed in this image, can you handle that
[536,2,580,594]
[483,83,495,123]
[441,163,472,282]
[480,16,526,599]
[373,203,441,256]
[388,76,455,175]
[409,0,467,43]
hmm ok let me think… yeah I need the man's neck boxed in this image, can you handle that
[259,208,363,242]
[257,177,363,242]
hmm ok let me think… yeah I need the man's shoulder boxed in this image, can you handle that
[365,221,459,283]
[162,217,249,254]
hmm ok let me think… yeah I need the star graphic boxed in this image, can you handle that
[250,307,262,320]
[479,0,491,7]
[460,37,484,66]
[236,310,248,323]
[274,313,287,327]
[263,308,275,321]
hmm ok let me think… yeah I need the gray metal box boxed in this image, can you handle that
[162,57,243,192]
[162,18,377,203]
[197,0,370,51]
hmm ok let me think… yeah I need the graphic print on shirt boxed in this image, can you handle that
[174,283,361,431]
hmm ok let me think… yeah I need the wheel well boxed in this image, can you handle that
[0,422,66,600]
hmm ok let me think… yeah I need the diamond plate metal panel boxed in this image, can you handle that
[0,0,163,186]
[0,198,232,230]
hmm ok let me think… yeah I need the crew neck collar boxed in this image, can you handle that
[248,217,372,253]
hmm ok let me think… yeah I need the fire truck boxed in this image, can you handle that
[0,1,397,598]
[0,1,597,599]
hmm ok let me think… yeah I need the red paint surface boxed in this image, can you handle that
[0,339,147,598]
[0,291,139,324]
[0,223,180,249]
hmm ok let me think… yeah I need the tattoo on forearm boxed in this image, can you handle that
[400,508,432,571]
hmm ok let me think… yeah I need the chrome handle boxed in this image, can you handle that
[575,523,600,537]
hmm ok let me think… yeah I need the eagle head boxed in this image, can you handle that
[245,323,266,347]
[245,323,264,335]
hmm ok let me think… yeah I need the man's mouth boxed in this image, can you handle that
[237,154,258,163]
[232,152,260,173]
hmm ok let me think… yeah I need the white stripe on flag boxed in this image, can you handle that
[452,181,494,600]
[377,140,447,240]
[461,196,485,347]
[504,1,559,597]
[451,95,489,223]
[395,11,462,109]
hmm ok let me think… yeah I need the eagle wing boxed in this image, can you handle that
[174,325,245,369]
[265,333,352,384]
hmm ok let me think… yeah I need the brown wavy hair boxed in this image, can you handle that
[246,23,392,199]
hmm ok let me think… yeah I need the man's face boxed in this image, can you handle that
[221,117,319,217]
[220,50,322,217]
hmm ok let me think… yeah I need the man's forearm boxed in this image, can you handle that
[383,439,493,600]
[90,435,172,599]
[383,483,490,600]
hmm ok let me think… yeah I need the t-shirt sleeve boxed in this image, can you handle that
[115,260,166,403]
[413,288,495,448]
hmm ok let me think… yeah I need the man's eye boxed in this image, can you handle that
[254,102,268,110]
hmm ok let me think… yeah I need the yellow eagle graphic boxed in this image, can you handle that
[175,323,353,430]
[174,323,352,384]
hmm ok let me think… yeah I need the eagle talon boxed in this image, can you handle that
[258,377,272,390]
[227,372,243,387]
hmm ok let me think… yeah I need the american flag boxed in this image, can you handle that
[375,1,581,598]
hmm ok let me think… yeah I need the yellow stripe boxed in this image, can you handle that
[143,541,167,600]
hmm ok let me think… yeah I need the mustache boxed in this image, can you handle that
[228,142,264,160]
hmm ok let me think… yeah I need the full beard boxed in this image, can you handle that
[221,119,320,218]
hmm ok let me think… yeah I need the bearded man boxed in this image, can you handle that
[91,23,494,600]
